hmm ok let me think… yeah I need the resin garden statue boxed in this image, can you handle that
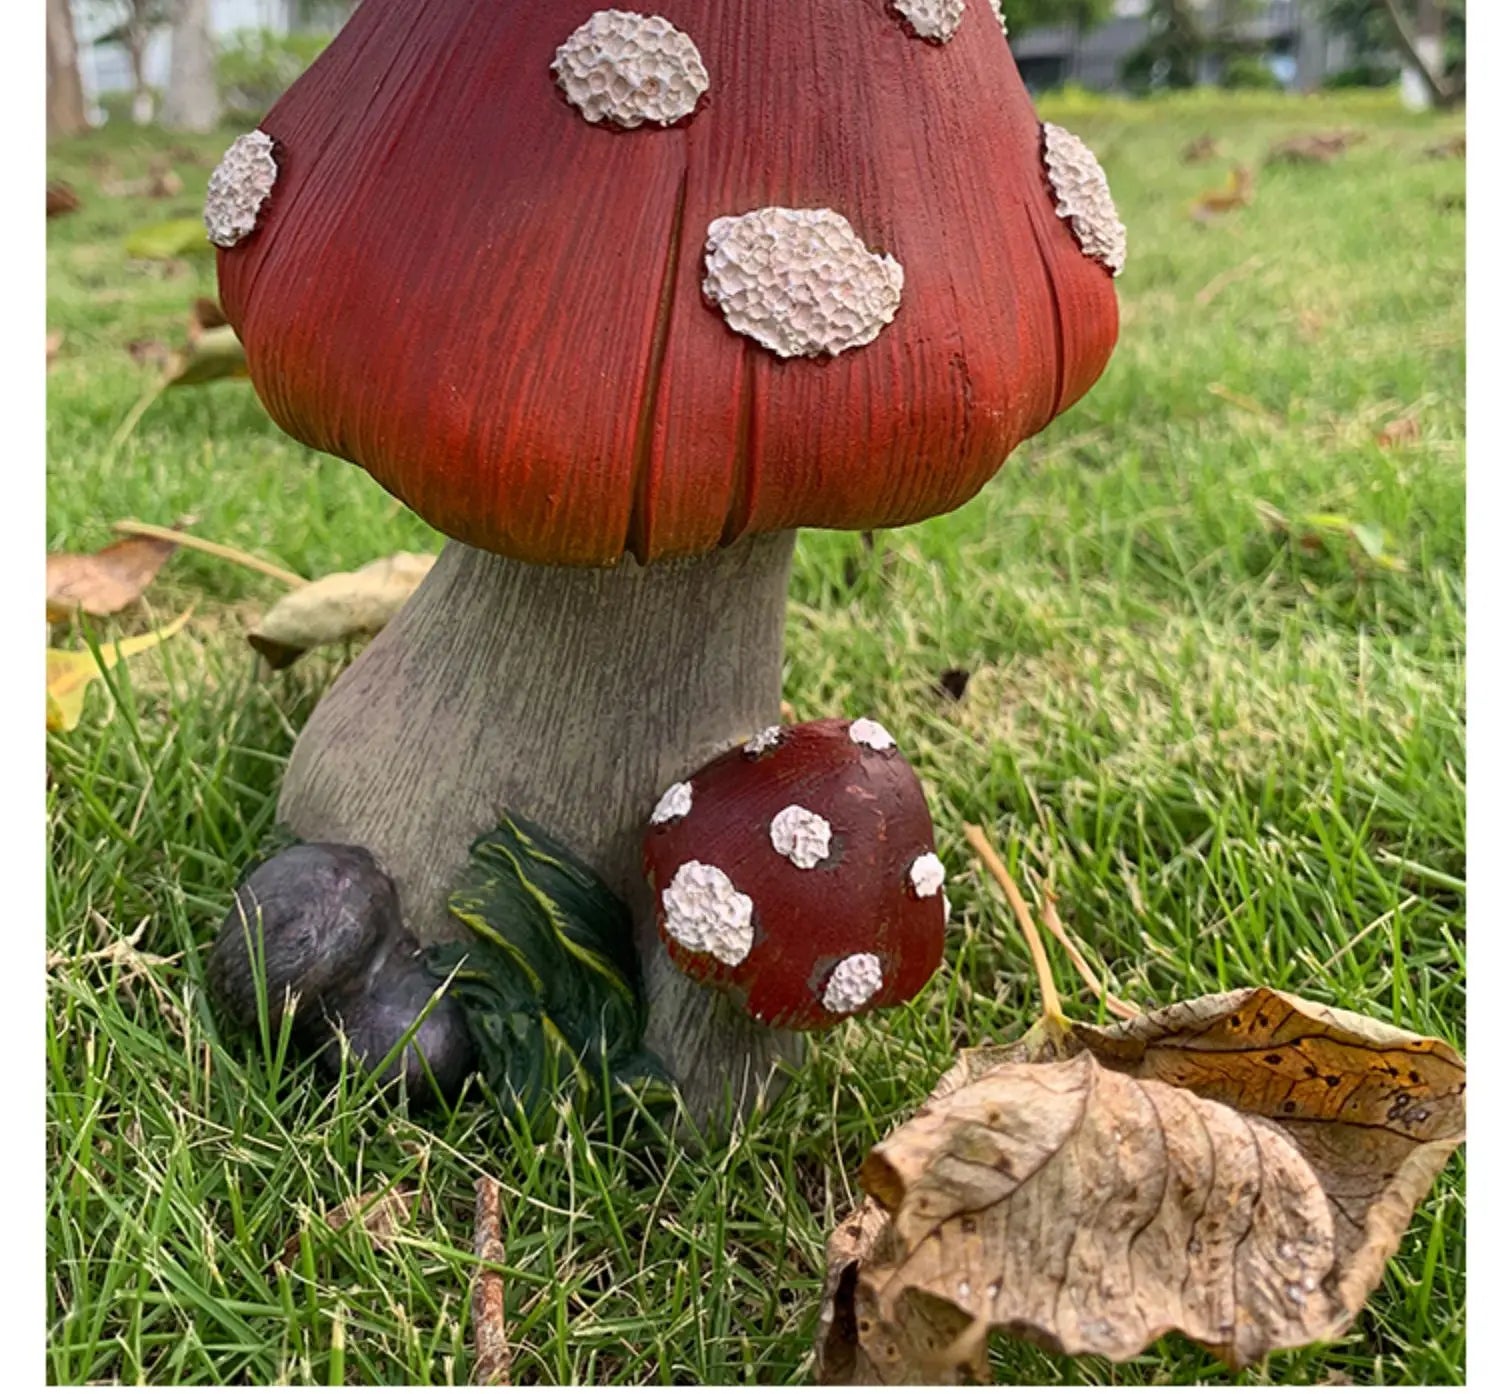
[204,0,1123,1120]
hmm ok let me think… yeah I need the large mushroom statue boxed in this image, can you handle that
[205,1,1123,1120]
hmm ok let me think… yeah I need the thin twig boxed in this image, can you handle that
[1037,889,1140,1020]
[106,379,167,455]
[963,824,1064,1025]
[1195,254,1265,307]
[112,519,307,588]
[471,1175,511,1385]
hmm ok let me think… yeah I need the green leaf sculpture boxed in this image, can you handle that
[429,815,672,1122]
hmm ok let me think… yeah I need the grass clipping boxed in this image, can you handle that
[816,830,1465,1381]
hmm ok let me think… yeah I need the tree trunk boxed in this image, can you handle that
[1382,0,1457,110]
[127,31,153,125]
[162,0,220,132]
[277,530,804,1123]
[46,0,89,139]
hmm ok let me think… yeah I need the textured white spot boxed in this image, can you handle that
[1042,122,1127,276]
[849,717,896,752]
[769,805,833,870]
[989,0,1008,35]
[894,0,965,43]
[822,953,884,1014]
[552,10,708,129]
[204,130,277,249]
[743,726,783,757]
[650,780,692,825]
[662,861,754,965]
[702,207,904,359]
[910,852,946,898]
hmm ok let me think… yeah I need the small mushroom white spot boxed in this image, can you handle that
[552,11,708,129]
[894,0,965,43]
[910,852,946,898]
[662,861,755,965]
[769,805,833,870]
[702,207,904,359]
[822,953,884,1014]
[989,0,1008,36]
[650,780,692,825]
[849,717,896,752]
[204,130,277,248]
[1042,122,1127,276]
[743,726,783,757]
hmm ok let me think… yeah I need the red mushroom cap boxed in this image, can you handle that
[212,1,1121,567]
[642,718,947,1029]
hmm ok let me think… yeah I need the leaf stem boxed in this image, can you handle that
[112,519,307,588]
[1037,889,1139,1020]
[963,824,1065,1026]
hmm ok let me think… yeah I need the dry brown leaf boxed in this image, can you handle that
[472,1176,512,1385]
[1378,415,1421,448]
[47,181,81,217]
[1181,134,1220,164]
[1423,134,1464,160]
[277,1185,417,1270]
[127,338,173,369]
[47,534,177,621]
[101,162,184,199]
[1267,131,1366,165]
[1189,165,1254,223]
[817,988,1463,1381]
[189,297,229,340]
[248,552,436,668]
[163,323,248,387]
[47,330,65,366]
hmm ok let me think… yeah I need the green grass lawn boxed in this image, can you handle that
[46,89,1465,1384]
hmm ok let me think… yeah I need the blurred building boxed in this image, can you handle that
[1011,0,1355,93]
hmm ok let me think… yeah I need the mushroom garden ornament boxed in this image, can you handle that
[644,720,949,1032]
[209,0,1122,1120]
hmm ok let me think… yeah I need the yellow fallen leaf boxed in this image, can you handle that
[46,610,193,732]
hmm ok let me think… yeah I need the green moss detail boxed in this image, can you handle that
[428,815,672,1121]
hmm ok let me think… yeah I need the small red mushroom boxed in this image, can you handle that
[642,718,947,1029]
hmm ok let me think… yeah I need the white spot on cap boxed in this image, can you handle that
[1042,122,1126,277]
[989,0,1008,36]
[552,11,708,129]
[910,852,946,898]
[650,780,692,825]
[204,130,277,249]
[849,717,895,752]
[662,861,754,965]
[702,207,904,359]
[743,726,783,757]
[769,805,833,870]
[822,953,884,1014]
[894,0,965,43]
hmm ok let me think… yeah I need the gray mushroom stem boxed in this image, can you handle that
[275,528,803,1121]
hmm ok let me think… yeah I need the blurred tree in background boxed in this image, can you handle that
[1002,0,1116,38]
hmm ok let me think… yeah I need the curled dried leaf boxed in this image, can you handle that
[248,552,436,669]
[47,534,177,621]
[276,1185,418,1270]
[817,988,1463,1380]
